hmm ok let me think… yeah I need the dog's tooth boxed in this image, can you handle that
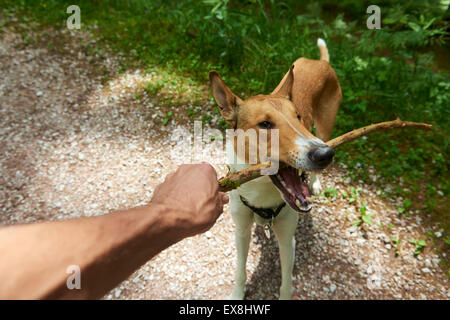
[295,199,301,207]
[281,180,286,187]
[298,169,303,176]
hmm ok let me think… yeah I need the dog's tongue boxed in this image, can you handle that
[278,166,310,207]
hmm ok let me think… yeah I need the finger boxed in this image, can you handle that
[200,161,217,179]
[152,184,162,197]
[165,171,176,181]
[220,192,229,205]
[215,193,225,216]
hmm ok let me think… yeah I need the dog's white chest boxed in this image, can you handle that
[237,176,283,208]
[235,175,287,227]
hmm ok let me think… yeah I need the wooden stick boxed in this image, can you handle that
[218,119,432,192]
[218,162,274,192]
[326,118,432,148]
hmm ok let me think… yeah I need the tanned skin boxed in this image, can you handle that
[0,163,229,299]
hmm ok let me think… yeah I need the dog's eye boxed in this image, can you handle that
[297,115,301,121]
[257,121,273,129]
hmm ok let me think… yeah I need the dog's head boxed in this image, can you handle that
[210,66,334,212]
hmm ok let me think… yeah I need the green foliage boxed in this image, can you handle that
[354,202,374,226]
[322,187,338,199]
[187,106,196,119]
[360,203,373,225]
[391,237,402,256]
[162,111,173,126]
[398,198,413,216]
[1,0,448,234]
[409,238,427,256]
[347,186,360,204]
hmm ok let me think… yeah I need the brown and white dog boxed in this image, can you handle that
[209,39,341,299]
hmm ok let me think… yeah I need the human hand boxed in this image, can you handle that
[150,163,229,239]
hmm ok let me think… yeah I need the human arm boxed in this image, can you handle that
[0,163,228,299]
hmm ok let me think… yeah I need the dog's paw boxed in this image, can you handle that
[308,173,322,196]
[228,286,245,300]
[279,287,293,300]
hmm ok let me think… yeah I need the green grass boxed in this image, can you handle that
[391,237,402,256]
[1,0,449,240]
[409,238,427,255]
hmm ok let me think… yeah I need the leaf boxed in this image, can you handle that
[403,199,412,209]
[423,18,436,30]
[362,214,372,225]
[418,240,426,247]
[324,187,338,198]
[333,15,347,30]
[408,22,421,32]
[360,204,367,215]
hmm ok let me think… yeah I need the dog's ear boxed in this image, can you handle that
[209,71,242,124]
[271,64,294,100]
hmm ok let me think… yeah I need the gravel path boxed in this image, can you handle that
[0,23,448,300]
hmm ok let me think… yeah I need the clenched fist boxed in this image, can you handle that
[150,163,229,239]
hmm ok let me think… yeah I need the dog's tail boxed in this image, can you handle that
[317,38,329,63]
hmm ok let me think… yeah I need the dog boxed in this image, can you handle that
[209,38,341,299]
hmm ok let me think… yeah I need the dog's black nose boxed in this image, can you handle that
[308,146,334,167]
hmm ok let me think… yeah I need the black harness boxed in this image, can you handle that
[239,195,286,220]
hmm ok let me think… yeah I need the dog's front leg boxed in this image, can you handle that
[229,225,251,300]
[272,209,299,300]
[228,191,253,300]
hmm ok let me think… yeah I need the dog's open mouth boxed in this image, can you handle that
[269,166,312,212]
